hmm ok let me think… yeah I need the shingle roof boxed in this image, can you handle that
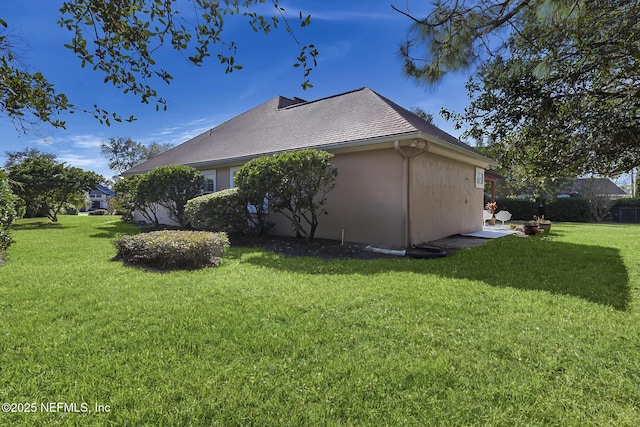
[89,184,115,196]
[567,178,627,196]
[124,87,484,175]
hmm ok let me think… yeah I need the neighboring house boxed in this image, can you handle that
[123,87,495,247]
[88,184,115,210]
[559,178,627,199]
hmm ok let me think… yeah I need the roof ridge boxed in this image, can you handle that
[278,87,368,110]
[369,90,434,130]
[368,89,480,152]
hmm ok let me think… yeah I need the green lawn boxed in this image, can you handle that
[1,216,639,426]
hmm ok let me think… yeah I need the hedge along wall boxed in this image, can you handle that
[494,198,537,220]
[494,197,591,222]
[610,197,640,223]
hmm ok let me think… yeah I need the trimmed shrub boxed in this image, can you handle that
[114,230,229,269]
[140,165,204,227]
[545,197,591,222]
[63,204,79,215]
[610,197,640,223]
[495,196,591,222]
[185,188,249,233]
[612,197,640,208]
[495,198,537,220]
[236,149,337,240]
[88,209,108,216]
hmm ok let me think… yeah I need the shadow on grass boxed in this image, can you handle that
[231,236,630,310]
[13,220,65,230]
[90,221,140,239]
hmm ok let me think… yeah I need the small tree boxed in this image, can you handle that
[100,137,174,175]
[142,166,204,228]
[579,178,616,222]
[113,175,161,226]
[6,151,102,221]
[237,149,337,240]
[47,166,103,221]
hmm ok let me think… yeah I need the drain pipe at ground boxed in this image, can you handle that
[365,245,406,257]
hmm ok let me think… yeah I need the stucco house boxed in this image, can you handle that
[124,87,495,247]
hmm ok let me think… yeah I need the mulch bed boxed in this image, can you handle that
[230,235,400,261]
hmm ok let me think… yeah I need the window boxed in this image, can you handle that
[229,166,241,188]
[475,167,485,189]
[229,165,268,213]
[201,170,216,194]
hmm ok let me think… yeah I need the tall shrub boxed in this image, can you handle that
[141,165,204,227]
[113,175,161,226]
[116,166,204,227]
[234,157,278,235]
[236,149,337,240]
[0,170,18,250]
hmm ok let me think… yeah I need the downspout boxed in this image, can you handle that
[394,140,429,247]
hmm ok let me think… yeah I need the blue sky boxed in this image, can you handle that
[0,1,472,180]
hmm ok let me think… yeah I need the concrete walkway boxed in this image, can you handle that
[426,226,519,255]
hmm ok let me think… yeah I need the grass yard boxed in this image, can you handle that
[1,216,639,426]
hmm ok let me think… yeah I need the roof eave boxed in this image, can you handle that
[417,131,496,169]
[169,134,422,170]
[122,131,496,174]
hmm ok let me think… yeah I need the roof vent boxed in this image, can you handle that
[277,96,307,109]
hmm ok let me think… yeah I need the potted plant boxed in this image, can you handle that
[485,201,497,225]
[523,216,540,235]
[539,216,551,233]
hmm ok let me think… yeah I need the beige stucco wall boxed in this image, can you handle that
[131,146,486,248]
[269,148,406,247]
[215,147,484,247]
[216,167,232,190]
[409,152,484,244]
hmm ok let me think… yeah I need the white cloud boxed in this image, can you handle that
[143,115,231,147]
[58,153,102,168]
[69,134,104,148]
[57,152,112,179]
[306,10,399,22]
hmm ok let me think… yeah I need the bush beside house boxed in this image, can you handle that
[140,166,204,228]
[185,188,250,234]
[114,166,203,227]
[235,149,337,240]
[494,198,537,221]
